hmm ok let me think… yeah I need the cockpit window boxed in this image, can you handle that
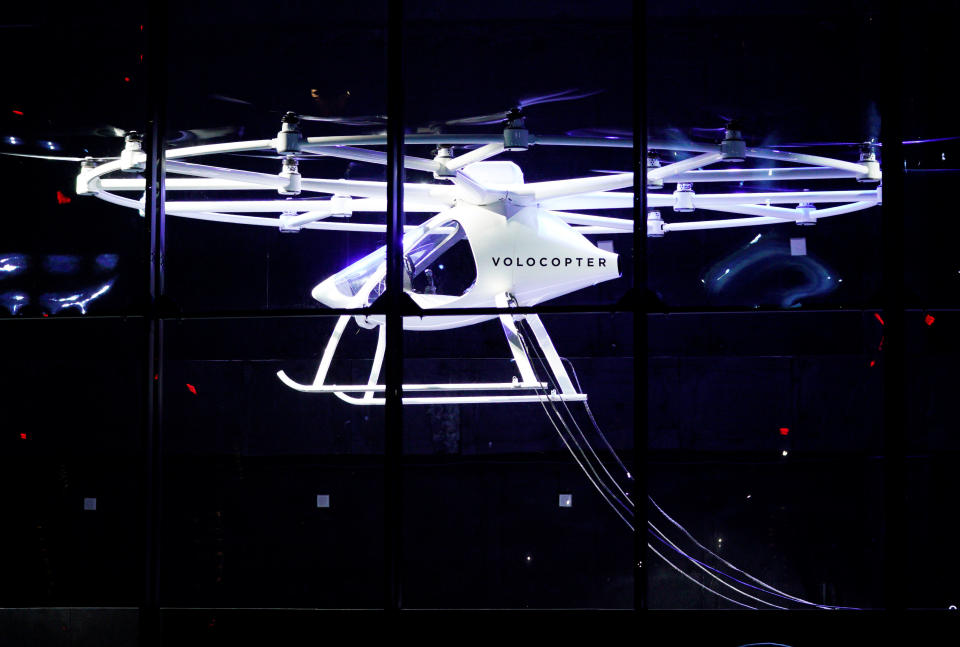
[328,220,476,304]
[406,221,476,297]
[333,246,387,299]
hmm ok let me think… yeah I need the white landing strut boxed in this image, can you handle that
[276,298,586,405]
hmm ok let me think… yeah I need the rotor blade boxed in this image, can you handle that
[903,135,960,144]
[689,126,725,136]
[775,136,960,148]
[518,88,603,108]
[773,141,862,148]
[445,89,603,127]
[299,114,388,126]
[444,111,510,127]
[567,128,631,140]
[209,93,256,106]
[1,152,115,162]
[90,125,128,138]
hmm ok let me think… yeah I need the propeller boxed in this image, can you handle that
[1,152,117,162]
[567,127,631,140]
[441,88,603,127]
[209,93,387,128]
[297,114,387,126]
[772,136,960,149]
[49,123,241,145]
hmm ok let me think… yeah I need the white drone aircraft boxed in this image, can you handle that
[5,102,892,608]
[32,109,881,410]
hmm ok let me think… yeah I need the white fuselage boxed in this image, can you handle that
[310,201,620,330]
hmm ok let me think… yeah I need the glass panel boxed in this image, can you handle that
[402,3,635,309]
[648,310,883,608]
[649,460,883,609]
[161,317,384,607]
[0,319,144,605]
[163,2,389,313]
[401,313,634,608]
[647,2,883,310]
[903,1,960,309]
[902,0,960,609]
[907,456,960,610]
[0,6,148,316]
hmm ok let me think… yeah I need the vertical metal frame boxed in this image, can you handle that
[142,0,167,642]
[632,0,648,613]
[879,1,906,614]
[384,0,405,613]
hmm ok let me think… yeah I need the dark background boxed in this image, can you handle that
[1,0,959,641]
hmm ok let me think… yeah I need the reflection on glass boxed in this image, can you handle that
[0,291,29,314]
[0,253,28,275]
[699,232,839,308]
[39,281,114,315]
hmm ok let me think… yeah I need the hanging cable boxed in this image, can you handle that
[647,543,757,610]
[518,318,634,507]
[510,316,635,525]
[649,523,788,609]
[563,357,634,480]
[649,496,852,609]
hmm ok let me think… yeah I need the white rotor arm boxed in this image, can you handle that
[549,211,633,231]
[662,200,878,233]
[662,166,861,183]
[300,145,441,173]
[690,188,880,207]
[745,147,868,175]
[165,139,277,159]
[163,160,456,205]
[159,198,443,213]
[511,172,633,204]
[648,152,724,180]
[539,191,633,210]
[695,203,800,220]
[444,142,505,171]
[502,153,718,206]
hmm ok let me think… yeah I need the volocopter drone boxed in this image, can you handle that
[24,98,887,405]
[6,89,919,608]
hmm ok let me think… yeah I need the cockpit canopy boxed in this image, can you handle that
[320,219,477,307]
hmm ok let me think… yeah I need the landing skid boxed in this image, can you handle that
[276,295,585,405]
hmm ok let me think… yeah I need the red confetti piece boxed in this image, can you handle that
[874,312,885,326]
[925,314,935,326]
[56,190,71,205]
[186,383,197,395]
[779,427,790,436]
